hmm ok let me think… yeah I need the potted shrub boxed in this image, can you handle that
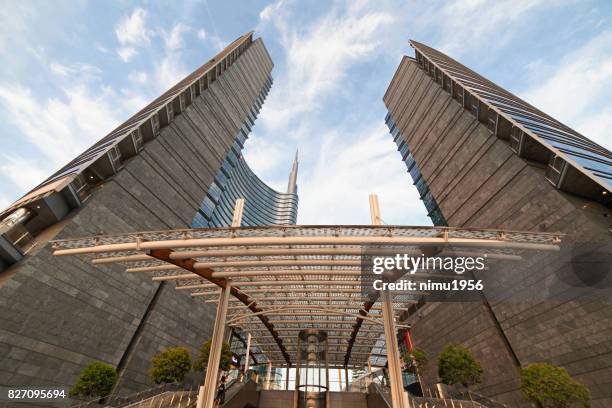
[149,346,192,384]
[437,344,484,389]
[69,361,118,399]
[404,347,428,373]
[193,340,233,372]
[521,362,591,408]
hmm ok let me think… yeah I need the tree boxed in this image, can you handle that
[193,340,233,372]
[404,347,429,373]
[69,361,117,399]
[437,344,483,387]
[521,363,591,408]
[149,347,192,384]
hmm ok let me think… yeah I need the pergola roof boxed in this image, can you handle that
[52,225,562,368]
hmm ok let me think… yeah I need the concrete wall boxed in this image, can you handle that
[0,39,273,407]
[384,57,612,407]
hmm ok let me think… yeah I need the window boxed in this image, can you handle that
[510,127,522,153]
[545,155,565,186]
[487,111,497,133]
[414,177,429,197]
[429,207,448,226]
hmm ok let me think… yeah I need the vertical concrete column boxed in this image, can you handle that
[369,194,408,408]
[197,281,232,408]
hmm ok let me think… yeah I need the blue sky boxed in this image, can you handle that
[0,0,611,225]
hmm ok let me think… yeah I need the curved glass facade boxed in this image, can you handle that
[192,74,299,228]
[194,155,298,227]
[385,112,447,226]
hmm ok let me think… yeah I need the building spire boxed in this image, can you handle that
[286,149,299,194]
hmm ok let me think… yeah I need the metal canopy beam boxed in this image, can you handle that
[51,223,563,370]
[54,233,561,256]
[148,248,291,365]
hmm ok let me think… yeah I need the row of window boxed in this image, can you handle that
[55,34,257,207]
[192,76,299,228]
[412,42,611,205]
[385,113,448,226]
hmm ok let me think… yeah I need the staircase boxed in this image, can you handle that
[74,378,496,408]
[122,390,198,407]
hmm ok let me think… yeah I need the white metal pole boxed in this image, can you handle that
[265,362,272,390]
[370,194,408,408]
[244,333,251,375]
[231,198,245,227]
[196,280,231,408]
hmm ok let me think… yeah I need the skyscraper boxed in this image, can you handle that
[192,151,298,228]
[384,41,612,406]
[0,32,297,395]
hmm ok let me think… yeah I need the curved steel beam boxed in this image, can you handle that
[148,248,291,366]
[344,294,379,366]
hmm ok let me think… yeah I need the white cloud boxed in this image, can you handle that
[128,71,148,84]
[0,78,142,199]
[411,0,556,57]
[297,123,429,225]
[153,56,187,91]
[522,28,612,149]
[258,1,393,130]
[245,0,428,225]
[49,62,101,78]
[196,29,207,41]
[114,8,152,62]
[117,46,136,62]
[0,194,9,211]
[207,34,227,52]
[0,3,33,56]
[259,0,286,22]
[242,133,288,178]
[115,8,151,46]
[95,42,111,54]
[0,155,50,193]
[163,23,190,52]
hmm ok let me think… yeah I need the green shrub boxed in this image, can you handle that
[149,346,192,384]
[69,361,117,398]
[193,340,232,372]
[404,347,429,373]
[521,363,591,408]
[437,344,483,387]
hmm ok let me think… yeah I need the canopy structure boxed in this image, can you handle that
[51,224,562,370]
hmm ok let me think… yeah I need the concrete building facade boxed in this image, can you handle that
[384,41,612,407]
[0,32,297,403]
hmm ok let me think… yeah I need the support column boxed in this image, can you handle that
[285,366,290,390]
[381,290,409,408]
[344,366,349,390]
[244,333,251,375]
[370,194,408,408]
[231,198,245,227]
[197,281,232,408]
[265,362,273,390]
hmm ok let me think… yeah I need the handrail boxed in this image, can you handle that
[372,382,393,408]
[450,389,510,408]
[70,381,197,408]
